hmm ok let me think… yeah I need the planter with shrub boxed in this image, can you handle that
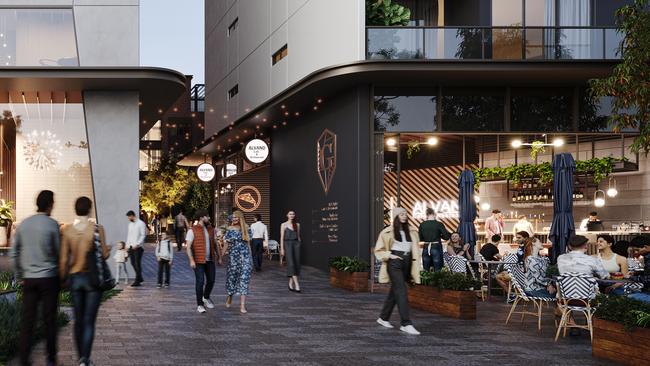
[328,256,369,292]
[408,270,481,320]
[0,271,18,302]
[592,295,650,366]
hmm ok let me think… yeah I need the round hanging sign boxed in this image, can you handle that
[244,139,269,164]
[197,163,216,182]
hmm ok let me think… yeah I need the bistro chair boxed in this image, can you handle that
[505,261,557,332]
[501,253,519,300]
[554,272,598,342]
[267,240,282,264]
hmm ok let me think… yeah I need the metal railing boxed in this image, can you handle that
[366,26,621,61]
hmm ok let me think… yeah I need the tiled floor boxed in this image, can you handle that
[10,245,615,366]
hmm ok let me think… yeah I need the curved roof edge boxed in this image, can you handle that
[181,59,618,164]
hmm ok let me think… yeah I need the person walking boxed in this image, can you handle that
[174,210,190,252]
[250,214,268,271]
[113,241,129,285]
[59,197,111,366]
[418,208,450,272]
[186,209,219,313]
[155,232,174,288]
[126,210,146,287]
[223,210,253,313]
[280,210,302,292]
[11,190,61,366]
[375,207,422,335]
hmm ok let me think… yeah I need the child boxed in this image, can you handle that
[156,232,174,288]
[114,241,129,284]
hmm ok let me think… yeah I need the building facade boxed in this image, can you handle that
[189,0,641,271]
[0,0,185,247]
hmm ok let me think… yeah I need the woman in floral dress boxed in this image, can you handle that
[223,211,253,313]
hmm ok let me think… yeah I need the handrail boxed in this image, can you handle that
[366,26,621,61]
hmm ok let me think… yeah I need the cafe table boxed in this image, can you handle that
[469,260,518,301]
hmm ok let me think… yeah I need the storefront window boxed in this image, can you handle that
[0,9,78,66]
[441,90,504,131]
[511,89,572,131]
[1,92,94,224]
[374,96,437,132]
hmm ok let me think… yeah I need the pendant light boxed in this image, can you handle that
[594,190,606,208]
[607,177,618,198]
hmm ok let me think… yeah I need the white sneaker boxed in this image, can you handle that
[400,325,421,335]
[203,297,215,309]
[197,305,206,313]
[376,318,394,328]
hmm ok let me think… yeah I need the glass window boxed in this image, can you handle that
[557,28,604,59]
[525,0,555,26]
[491,28,523,59]
[579,90,639,132]
[367,28,423,60]
[558,0,591,26]
[511,89,573,131]
[492,0,523,26]
[594,0,634,26]
[0,9,78,66]
[425,28,485,59]
[525,28,555,59]
[441,90,504,131]
[444,0,490,26]
[6,92,95,223]
[605,28,622,59]
[374,96,437,132]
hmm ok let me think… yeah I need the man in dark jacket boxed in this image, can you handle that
[418,208,451,271]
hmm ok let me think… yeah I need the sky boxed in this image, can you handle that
[140,0,204,84]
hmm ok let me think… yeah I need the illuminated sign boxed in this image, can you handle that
[317,129,337,194]
[221,163,237,178]
[389,197,459,220]
[245,139,269,164]
[197,163,216,182]
[235,185,261,213]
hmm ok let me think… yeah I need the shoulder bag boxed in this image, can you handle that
[86,224,116,291]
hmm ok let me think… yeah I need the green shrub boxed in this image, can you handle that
[595,294,650,330]
[328,256,369,273]
[419,269,482,291]
[0,299,69,364]
[0,271,15,292]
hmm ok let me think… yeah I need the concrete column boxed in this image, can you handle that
[84,91,139,247]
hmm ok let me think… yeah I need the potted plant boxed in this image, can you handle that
[0,200,14,248]
[408,269,481,319]
[592,295,650,365]
[0,271,18,302]
[328,256,369,292]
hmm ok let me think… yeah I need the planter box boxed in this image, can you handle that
[593,318,650,366]
[407,284,476,320]
[329,268,369,292]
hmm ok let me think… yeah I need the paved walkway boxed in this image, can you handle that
[13,245,614,366]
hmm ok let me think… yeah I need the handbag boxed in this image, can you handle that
[86,224,116,291]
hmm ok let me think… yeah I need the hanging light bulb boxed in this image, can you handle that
[474,194,481,203]
[480,202,491,211]
[386,138,396,147]
[427,136,438,146]
[594,190,606,208]
[607,177,618,197]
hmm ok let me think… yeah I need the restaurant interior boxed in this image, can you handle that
[382,132,644,256]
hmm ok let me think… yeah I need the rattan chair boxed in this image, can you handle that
[505,261,557,332]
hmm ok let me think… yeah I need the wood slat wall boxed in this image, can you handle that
[0,122,16,204]
[219,165,270,227]
[383,164,478,231]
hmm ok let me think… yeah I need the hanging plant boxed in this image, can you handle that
[530,141,546,160]
[406,142,420,159]
[469,157,623,188]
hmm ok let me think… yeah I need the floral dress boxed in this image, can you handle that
[224,227,253,295]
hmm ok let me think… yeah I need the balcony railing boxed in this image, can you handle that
[366,26,622,61]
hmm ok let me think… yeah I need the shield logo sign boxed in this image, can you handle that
[317,129,337,194]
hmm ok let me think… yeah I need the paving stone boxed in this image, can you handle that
[7,243,617,366]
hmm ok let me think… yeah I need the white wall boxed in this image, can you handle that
[205,0,365,136]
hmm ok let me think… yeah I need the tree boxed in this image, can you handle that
[589,0,650,153]
[366,0,411,26]
[181,181,213,219]
[139,156,195,217]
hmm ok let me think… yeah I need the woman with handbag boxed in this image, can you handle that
[60,197,111,366]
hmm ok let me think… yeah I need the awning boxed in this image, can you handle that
[0,66,187,137]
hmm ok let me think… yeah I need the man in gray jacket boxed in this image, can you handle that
[11,190,61,366]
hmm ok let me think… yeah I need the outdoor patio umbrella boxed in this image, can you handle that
[458,169,478,257]
[549,153,576,263]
